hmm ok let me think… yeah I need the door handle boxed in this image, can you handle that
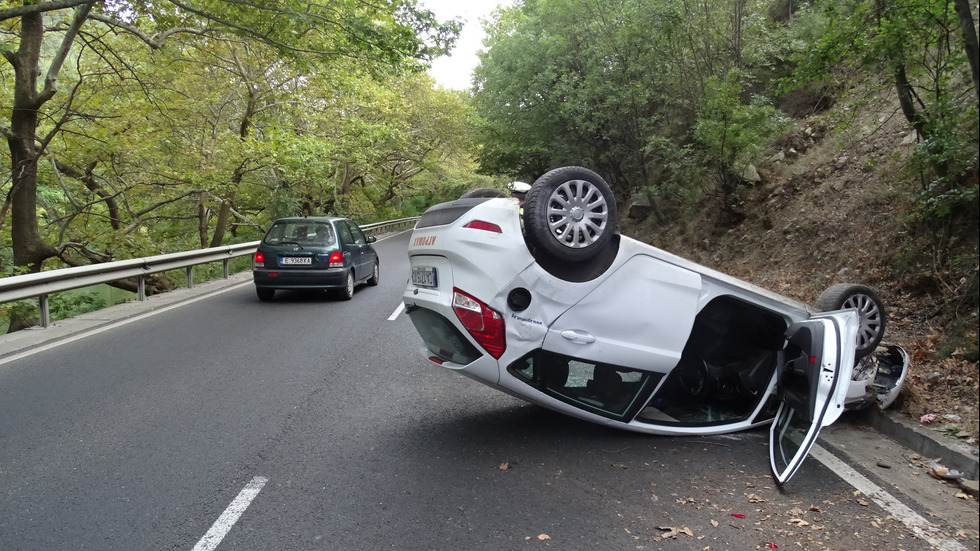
[560,330,596,344]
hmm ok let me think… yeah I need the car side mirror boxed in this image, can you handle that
[367,236,377,243]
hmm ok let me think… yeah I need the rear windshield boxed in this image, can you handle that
[263,221,336,246]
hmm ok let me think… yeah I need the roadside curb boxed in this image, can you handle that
[850,406,979,481]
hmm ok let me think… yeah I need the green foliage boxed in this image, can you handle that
[49,292,107,322]
[474,0,783,203]
[694,71,789,206]
[1,0,482,298]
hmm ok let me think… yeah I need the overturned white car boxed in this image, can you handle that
[403,166,907,484]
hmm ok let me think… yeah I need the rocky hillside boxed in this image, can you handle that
[622,105,979,444]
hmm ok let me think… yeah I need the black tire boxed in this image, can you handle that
[256,287,274,301]
[367,260,380,286]
[340,271,355,300]
[460,188,507,199]
[523,166,618,263]
[815,283,886,359]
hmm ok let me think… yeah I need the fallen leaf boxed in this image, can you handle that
[857,499,870,506]
[955,492,970,500]
[747,493,766,503]
[710,520,719,527]
[499,462,509,470]
[788,518,810,527]
[731,513,746,519]
[656,526,693,539]
[808,506,822,513]
[537,534,550,541]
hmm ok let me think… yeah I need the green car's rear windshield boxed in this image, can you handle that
[263,221,336,246]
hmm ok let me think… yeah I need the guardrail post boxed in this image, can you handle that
[222,259,229,279]
[186,266,194,289]
[138,276,146,301]
[39,294,50,327]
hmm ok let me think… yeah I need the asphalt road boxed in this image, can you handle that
[0,231,975,550]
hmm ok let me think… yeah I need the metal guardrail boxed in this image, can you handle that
[0,217,418,328]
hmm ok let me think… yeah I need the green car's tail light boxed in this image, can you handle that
[254,251,265,267]
[452,288,506,359]
[328,251,344,268]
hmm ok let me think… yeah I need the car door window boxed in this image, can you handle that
[337,221,354,246]
[347,222,367,246]
[508,351,660,420]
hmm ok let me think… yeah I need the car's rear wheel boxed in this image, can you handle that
[523,166,617,264]
[368,260,380,286]
[256,287,274,301]
[815,284,885,359]
[340,271,355,300]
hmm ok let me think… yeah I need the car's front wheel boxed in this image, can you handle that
[815,283,886,359]
[523,166,618,264]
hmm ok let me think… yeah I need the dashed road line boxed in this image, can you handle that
[388,302,405,320]
[192,476,269,551]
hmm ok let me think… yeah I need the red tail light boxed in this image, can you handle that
[452,288,506,359]
[328,251,344,268]
[463,220,502,233]
[254,251,265,267]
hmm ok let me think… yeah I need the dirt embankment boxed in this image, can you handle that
[622,110,979,444]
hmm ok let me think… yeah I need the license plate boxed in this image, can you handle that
[411,266,437,287]
[280,256,312,266]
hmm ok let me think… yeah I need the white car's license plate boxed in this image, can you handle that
[280,256,312,266]
[412,266,437,287]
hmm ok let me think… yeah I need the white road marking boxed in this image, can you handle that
[810,444,967,551]
[192,476,269,551]
[388,302,405,321]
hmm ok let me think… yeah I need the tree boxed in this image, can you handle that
[694,71,788,224]
[473,0,775,219]
[1,0,458,274]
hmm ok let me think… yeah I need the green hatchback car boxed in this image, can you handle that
[252,217,379,301]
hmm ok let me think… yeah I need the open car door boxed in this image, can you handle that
[770,311,858,484]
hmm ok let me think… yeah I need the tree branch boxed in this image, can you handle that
[88,13,213,49]
[39,2,94,105]
[0,0,91,22]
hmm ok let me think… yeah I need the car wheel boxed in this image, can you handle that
[523,166,618,263]
[815,283,886,359]
[460,188,507,199]
[340,271,355,300]
[368,260,380,286]
[256,287,274,301]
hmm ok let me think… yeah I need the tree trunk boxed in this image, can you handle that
[209,190,236,248]
[953,0,979,100]
[5,11,59,274]
[197,191,210,248]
